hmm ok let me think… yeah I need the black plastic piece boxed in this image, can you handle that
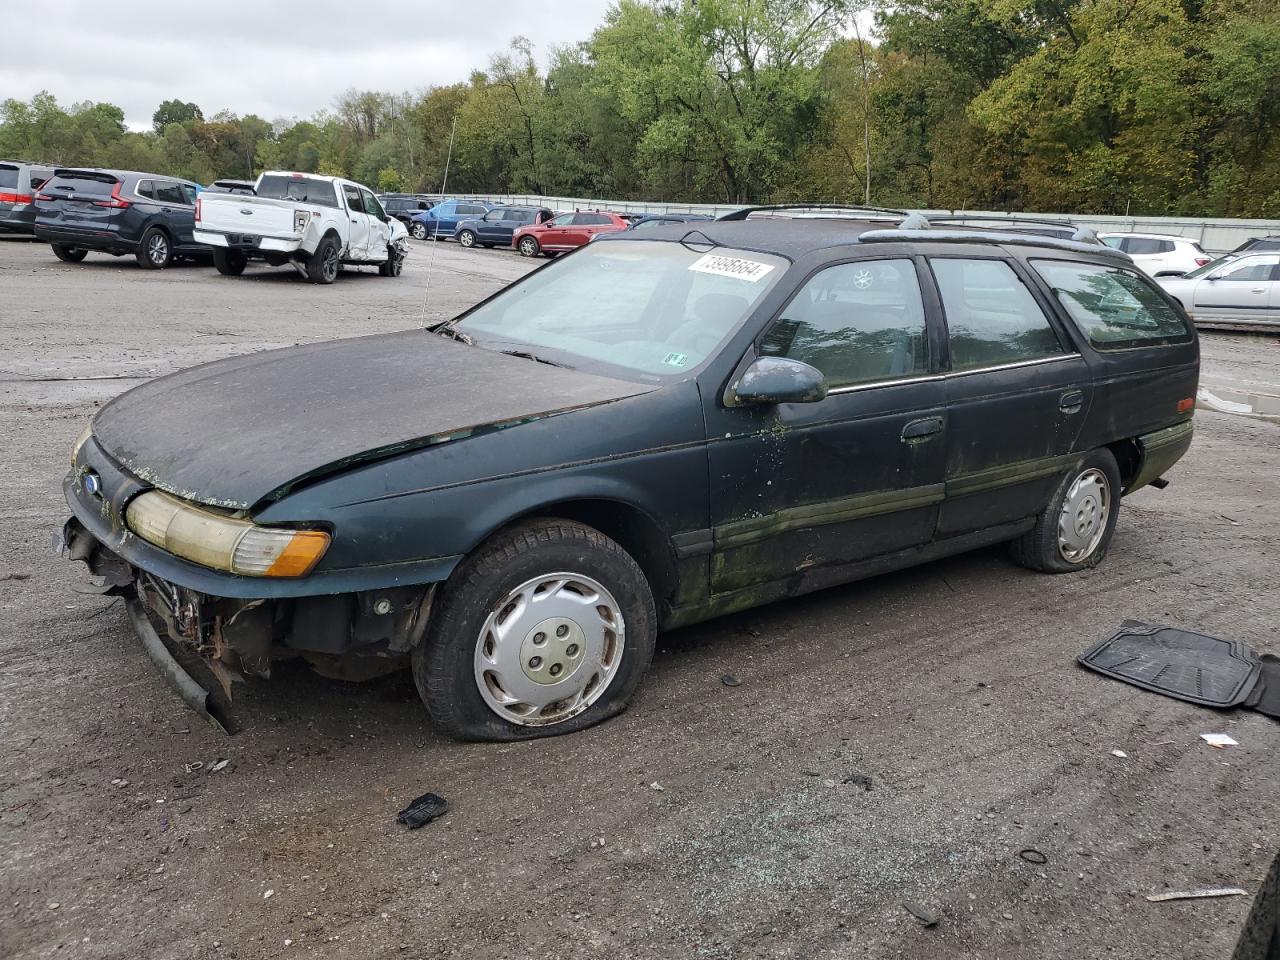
[1079,622,1261,709]
[397,792,449,829]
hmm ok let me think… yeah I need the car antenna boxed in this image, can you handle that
[420,114,458,329]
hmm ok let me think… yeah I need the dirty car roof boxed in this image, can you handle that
[596,217,898,259]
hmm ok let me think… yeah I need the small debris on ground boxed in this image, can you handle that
[1200,733,1238,748]
[1145,887,1247,903]
[1111,750,1128,758]
[0,572,32,582]
[110,778,128,788]
[1018,848,1048,865]
[901,901,938,926]
[720,674,741,687]
[649,781,664,792]
[842,773,873,790]
[263,889,274,899]
[209,759,230,773]
[397,792,449,829]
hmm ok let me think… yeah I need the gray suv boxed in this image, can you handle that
[34,168,204,269]
[0,160,54,235]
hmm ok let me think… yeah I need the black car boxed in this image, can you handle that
[0,160,54,235]
[455,205,554,248]
[35,168,204,268]
[380,196,434,226]
[59,206,1197,740]
[627,213,713,230]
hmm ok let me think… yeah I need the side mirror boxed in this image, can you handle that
[727,356,827,407]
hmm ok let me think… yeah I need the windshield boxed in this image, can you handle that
[457,241,787,378]
[1183,255,1236,279]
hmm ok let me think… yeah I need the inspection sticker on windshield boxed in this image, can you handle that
[663,352,689,368]
[688,253,775,282]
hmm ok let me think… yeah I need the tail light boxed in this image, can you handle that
[35,190,54,201]
[1177,397,1195,413]
[0,192,33,204]
[1194,257,1211,267]
[92,182,131,209]
[194,198,201,223]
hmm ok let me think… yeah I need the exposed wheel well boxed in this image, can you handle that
[1106,438,1142,490]
[517,499,677,606]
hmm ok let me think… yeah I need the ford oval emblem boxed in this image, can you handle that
[83,470,102,498]
[240,208,253,215]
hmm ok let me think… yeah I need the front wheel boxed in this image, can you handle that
[412,519,657,741]
[212,248,247,276]
[410,222,427,240]
[136,227,172,269]
[378,243,404,277]
[457,229,477,248]
[1010,449,1122,573]
[518,236,540,258]
[51,244,87,263]
[305,235,340,284]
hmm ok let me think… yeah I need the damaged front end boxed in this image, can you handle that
[58,507,436,735]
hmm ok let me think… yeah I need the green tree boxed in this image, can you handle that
[152,99,203,134]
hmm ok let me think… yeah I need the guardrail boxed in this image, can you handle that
[438,194,1280,254]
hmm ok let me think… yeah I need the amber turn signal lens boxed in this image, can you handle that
[1177,396,1195,413]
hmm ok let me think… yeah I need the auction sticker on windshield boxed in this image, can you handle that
[688,253,776,282]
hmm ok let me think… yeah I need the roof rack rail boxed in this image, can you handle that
[858,227,1126,257]
[717,203,912,221]
[927,214,1077,231]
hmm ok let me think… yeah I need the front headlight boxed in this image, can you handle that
[72,424,93,465]
[125,490,330,578]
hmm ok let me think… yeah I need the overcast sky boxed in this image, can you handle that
[2,0,617,130]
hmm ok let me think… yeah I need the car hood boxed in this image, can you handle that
[91,331,655,510]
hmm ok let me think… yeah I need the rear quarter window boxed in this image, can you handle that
[0,165,18,189]
[1032,260,1192,350]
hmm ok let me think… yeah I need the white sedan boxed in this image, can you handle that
[1157,253,1280,330]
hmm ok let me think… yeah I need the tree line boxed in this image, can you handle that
[2,0,1276,217]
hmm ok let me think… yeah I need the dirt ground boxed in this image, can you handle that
[2,234,1279,960]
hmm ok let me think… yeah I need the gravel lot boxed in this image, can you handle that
[2,234,1279,960]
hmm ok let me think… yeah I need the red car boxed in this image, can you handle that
[512,210,631,257]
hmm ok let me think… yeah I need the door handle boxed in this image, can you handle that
[901,416,944,441]
[1059,389,1085,413]
[1251,288,1266,294]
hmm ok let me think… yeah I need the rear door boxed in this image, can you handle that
[0,163,29,225]
[475,209,507,243]
[37,170,126,236]
[928,255,1092,536]
[153,180,196,246]
[1190,255,1280,326]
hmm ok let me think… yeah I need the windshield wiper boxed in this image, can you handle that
[500,349,570,368]
[432,324,473,345]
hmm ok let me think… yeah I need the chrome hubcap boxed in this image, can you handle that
[474,573,624,726]
[521,239,535,255]
[1058,468,1110,562]
[460,232,474,247]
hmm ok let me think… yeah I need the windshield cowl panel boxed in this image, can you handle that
[457,241,788,381]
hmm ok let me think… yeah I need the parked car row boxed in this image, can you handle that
[7,164,407,284]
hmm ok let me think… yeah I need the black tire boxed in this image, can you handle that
[412,519,657,742]
[305,235,340,284]
[1010,449,1122,573]
[136,227,172,269]
[410,222,428,240]
[378,243,404,277]
[51,244,87,263]
[457,229,477,248]
[518,235,540,258]
[212,248,247,276]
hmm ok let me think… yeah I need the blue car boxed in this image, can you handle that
[454,205,554,249]
[408,199,497,240]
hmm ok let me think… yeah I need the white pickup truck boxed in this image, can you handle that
[194,171,409,284]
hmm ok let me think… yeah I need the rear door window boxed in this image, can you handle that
[1032,260,1193,349]
[760,258,929,388]
[342,184,364,213]
[929,258,1065,370]
[154,182,185,204]
[1212,256,1279,282]
[574,213,612,226]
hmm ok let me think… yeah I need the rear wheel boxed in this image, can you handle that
[305,235,340,284]
[51,244,87,263]
[378,243,404,277]
[458,229,477,248]
[211,248,247,276]
[412,519,657,741]
[136,227,172,269]
[1010,449,1122,573]
[410,222,427,240]
[518,236,540,258]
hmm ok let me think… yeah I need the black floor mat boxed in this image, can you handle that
[1079,621,1264,710]
[1246,655,1280,721]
